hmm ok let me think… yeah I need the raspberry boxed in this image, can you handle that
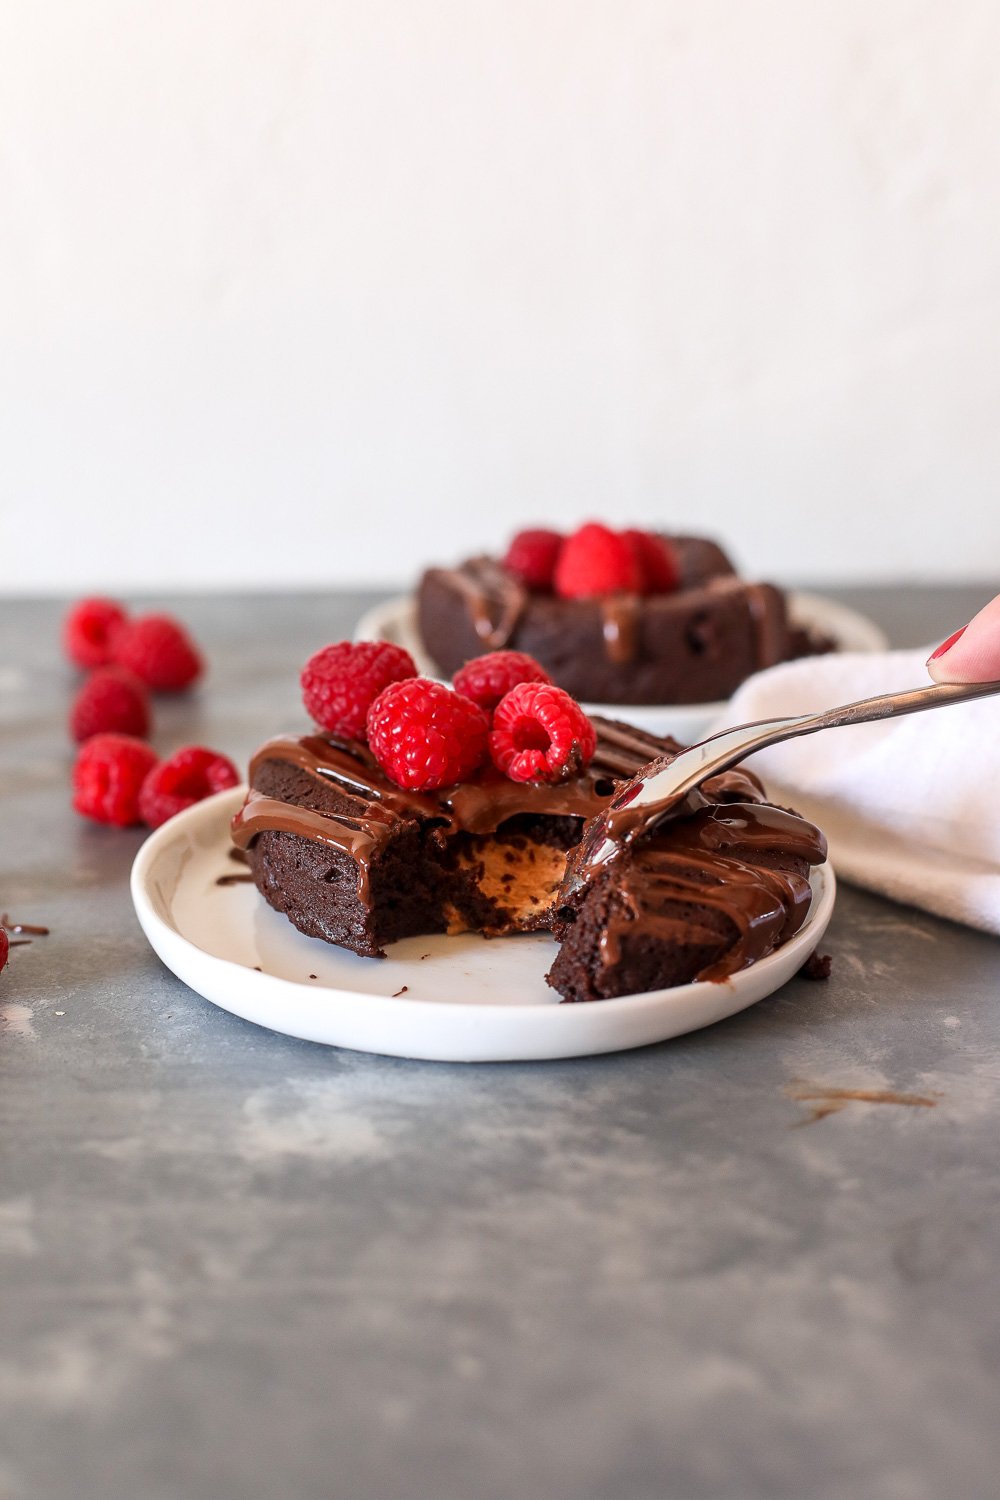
[622,530,681,594]
[367,678,488,791]
[0,927,7,975]
[138,745,240,829]
[301,641,417,740]
[452,650,552,718]
[502,529,564,591]
[72,734,159,827]
[114,614,203,692]
[489,682,596,784]
[553,523,642,599]
[62,597,128,670]
[69,667,151,743]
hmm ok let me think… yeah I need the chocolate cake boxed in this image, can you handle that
[548,769,827,1002]
[231,722,827,998]
[417,534,826,705]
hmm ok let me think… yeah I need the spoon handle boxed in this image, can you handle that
[566,676,1000,894]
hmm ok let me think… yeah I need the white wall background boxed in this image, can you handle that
[2,0,999,593]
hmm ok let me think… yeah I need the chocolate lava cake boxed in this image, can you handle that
[417,534,827,705]
[230,723,827,999]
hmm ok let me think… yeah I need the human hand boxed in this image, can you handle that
[926,595,1000,683]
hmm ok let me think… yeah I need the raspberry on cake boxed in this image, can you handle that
[453,650,552,717]
[301,640,416,740]
[367,678,489,791]
[489,682,597,784]
[417,524,831,706]
[502,529,564,591]
[554,523,643,599]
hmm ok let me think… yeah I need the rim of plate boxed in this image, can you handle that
[130,787,836,1058]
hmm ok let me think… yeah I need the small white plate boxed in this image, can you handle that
[354,591,887,741]
[131,788,836,1063]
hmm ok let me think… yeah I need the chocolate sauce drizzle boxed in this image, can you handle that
[230,720,670,903]
[434,557,528,649]
[594,795,826,984]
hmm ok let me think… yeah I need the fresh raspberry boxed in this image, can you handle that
[502,529,564,591]
[367,678,488,791]
[489,682,597,784]
[452,650,553,718]
[72,734,159,827]
[113,614,203,692]
[138,745,240,829]
[62,597,129,670]
[301,641,417,740]
[622,530,681,594]
[69,667,151,743]
[553,523,642,599]
[0,927,7,975]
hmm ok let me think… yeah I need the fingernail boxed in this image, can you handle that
[927,625,967,664]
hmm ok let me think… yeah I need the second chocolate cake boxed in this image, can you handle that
[417,533,827,706]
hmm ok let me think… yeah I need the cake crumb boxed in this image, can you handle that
[800,951,832,981]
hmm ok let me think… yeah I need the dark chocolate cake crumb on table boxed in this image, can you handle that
[416,533,832,706]
[799,951,833,981]
[231,720,828,1001]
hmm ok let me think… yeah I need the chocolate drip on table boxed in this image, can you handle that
[1,915,50,936]
[230,720,668,904]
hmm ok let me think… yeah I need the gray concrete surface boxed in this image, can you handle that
[2,586,999,1500]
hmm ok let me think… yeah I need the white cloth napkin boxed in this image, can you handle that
[715,649,1000,936]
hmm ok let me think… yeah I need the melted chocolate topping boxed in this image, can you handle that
[230,719,670,902]
[600,595,641,664]
[431,556,527,649]
[595,797,826,983]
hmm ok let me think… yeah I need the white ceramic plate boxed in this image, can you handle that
[131,787,836,1063]
[354,591,887,741]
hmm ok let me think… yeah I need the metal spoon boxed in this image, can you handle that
[565,677,1000,895]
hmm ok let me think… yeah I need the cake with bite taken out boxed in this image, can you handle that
[416,523,829,706]
[231,642,828,998]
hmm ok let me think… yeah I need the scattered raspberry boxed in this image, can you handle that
[138,745,240,829]
[69,667,151,743]
[72,734,159,827]
[114,614,203,692]
[489,682,597,784]
[0,927,7,975]
[452,650,552,718]
[301,641,417,740]
[622,530,681,594]
[553,523,642,599]
[367,678,488,791]
[502,529,564,591]
[62,597,129,670]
